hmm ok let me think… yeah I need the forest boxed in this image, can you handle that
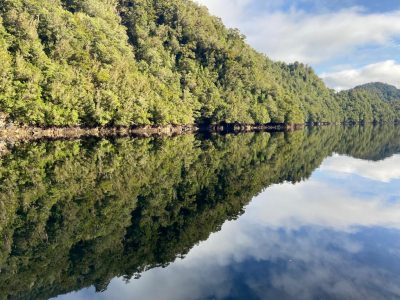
[0,125,399,299]
[0,0,399,127]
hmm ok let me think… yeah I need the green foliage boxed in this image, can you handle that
[0,17,14,112]
[0,126,399,299]
[354,82,400,103]
[336,88,400,123]
[345,82,400,123]
[0,0,398,126]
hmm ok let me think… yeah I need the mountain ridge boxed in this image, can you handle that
[352,82,400,102]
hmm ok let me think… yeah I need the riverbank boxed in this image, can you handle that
[0,125,194,141]
[0,123,302,142]
[0,121,394,142]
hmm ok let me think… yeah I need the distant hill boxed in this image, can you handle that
[353,83,400,103]
[335,82,400,123]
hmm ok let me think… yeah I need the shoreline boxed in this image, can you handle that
[0,123,296,142]
[0,122,394,142]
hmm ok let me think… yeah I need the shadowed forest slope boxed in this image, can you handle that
[0,125,399,299]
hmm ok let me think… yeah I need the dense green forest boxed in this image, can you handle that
[354,82,400,103]
[0,126,399,299]
[336,83,400,124]
[0,0,398,127]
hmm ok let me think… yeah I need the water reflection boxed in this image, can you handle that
[0,126,399,299]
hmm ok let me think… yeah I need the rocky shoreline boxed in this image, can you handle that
[5,116,396,143]
[1,120,396,142]
[0,125,194,141]
[0,122,302,142]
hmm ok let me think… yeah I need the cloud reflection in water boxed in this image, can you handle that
[56,153,400,300]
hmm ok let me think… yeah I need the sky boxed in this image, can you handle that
[195,0,400,90]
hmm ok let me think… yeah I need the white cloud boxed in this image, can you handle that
[246,10,400,64]
[321,154,400,181]
[249,180,400,231]
[320,60,400,90]
[196,1,400,65]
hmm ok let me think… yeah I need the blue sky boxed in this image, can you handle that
[196,0,400,90]
[246,0,400,14]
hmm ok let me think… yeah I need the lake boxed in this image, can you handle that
[0,126,400,300]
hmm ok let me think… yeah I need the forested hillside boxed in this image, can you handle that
[336,90,398,124]
[342,83,400,123]
[0,0,398,127]
[354,83,400,102]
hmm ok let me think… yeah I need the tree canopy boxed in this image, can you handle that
[0,0,398,127]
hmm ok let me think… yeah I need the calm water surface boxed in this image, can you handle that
[1,126,400,300]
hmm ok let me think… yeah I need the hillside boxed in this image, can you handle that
[0,0,398,127]
[353,82,400,102]
[336,83,400,123]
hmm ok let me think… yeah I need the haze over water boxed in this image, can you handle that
[0,126,399,300]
